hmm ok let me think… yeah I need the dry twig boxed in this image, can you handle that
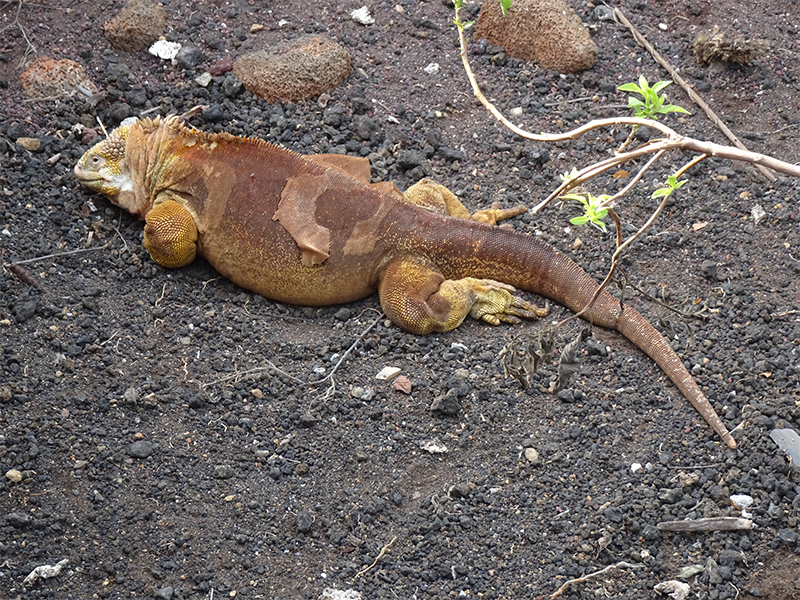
[353,535,397,580]
[551,561,645,598]
[657,517,753,532]
[1,0,36,66]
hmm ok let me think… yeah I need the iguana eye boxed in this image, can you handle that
[90,155,103,166]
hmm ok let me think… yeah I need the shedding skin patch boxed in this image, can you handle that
[308,154,372,182]
[273,172,334,267]
[343,201,392,256]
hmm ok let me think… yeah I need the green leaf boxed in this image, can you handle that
[570,215,590,226]
[500,0,512,16]
[617,82,642,93]
[651,80,672,93]
[660,104,691,115]
[561,193,590,208]
[651,187,672,199]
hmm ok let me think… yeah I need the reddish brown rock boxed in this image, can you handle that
[233,35,352,103]
[475,0,597,73]
[104,0,167,52]
[20,57,99,100]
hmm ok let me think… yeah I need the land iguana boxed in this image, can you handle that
[73,116,737,449]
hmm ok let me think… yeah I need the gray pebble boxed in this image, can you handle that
[657,488,682,504]
[154,586,174,600]
[430,388,460,415]
[127,440,154,458]
[213,465,235,479]
[13,299,37,322]
[175,44,206,69]
[297,509,313,533]
[5,512,31,528]
[777,528,798,546]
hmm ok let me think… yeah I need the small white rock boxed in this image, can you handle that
[320,588,362,600]
[420,439,448,454]
[375,366,401,380]
[148,40,182,62]
[524,448,539,463]
[658,23,668,31]
[631,462,643,474]
[24,559,68,585]
[424,62,440,75]
[730,494,753,511]
[653,580,689,600]
[5,468,23,482]
[751,203,766,224]
[510,107,523,117]
[351,6,375,25]
[195,72,212,87]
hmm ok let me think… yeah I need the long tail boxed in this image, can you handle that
[429,221,737,449]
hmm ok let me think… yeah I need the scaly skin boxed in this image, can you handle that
[74,116,737,449]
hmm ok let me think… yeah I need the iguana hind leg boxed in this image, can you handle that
[403,178,527,225]
[379,256,547,334]
[144,199,198,268]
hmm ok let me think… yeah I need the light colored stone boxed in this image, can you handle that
[475,0,597,73]
[5,469,23,483]
[16,137,40,152]
[375,366,401,380]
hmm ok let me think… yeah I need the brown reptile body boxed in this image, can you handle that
[73,116,736,449]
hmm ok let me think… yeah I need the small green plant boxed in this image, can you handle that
[500,0,512,16]
[559,167,580,183]
[618,76,690,120]
[562,192,611,233]
[652,174,688,199]
[453,0,474,29]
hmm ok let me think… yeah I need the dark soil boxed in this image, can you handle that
[2,1,800,599]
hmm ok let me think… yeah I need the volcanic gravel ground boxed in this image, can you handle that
[1,0,800,599]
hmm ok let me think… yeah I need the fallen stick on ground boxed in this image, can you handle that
[353,535,397,580]
[551,561,645,598]
[657,517,754,532]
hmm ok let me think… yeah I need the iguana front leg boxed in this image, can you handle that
[143,197,198,268]
[378,255,547,334]
[403,178,527,225]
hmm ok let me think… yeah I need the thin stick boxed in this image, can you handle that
[4,243,110,266]
[201,313,383,389]
[304,312,383,395]
[353,536,397,580]
[201,360,304,388]
[657,517,753,532]
[550,561,644,599]
[612,7,776,182]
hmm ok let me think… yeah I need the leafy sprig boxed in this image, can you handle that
[618,76,690,120]
[562,192,611,233]
[652,174,688,199]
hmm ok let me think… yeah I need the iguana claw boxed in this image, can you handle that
[466,279,548,325]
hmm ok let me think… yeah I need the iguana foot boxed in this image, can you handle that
[404,179,527,225]
[462,278,548,325]
[379,257,547,334]
[144,199,198,268]
[470,203,528,226]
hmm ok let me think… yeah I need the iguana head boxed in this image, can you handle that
[74,120,146,216]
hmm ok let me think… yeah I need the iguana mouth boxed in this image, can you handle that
[73,165,111,183]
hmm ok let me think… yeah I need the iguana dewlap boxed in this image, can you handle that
[74,116,736,449]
